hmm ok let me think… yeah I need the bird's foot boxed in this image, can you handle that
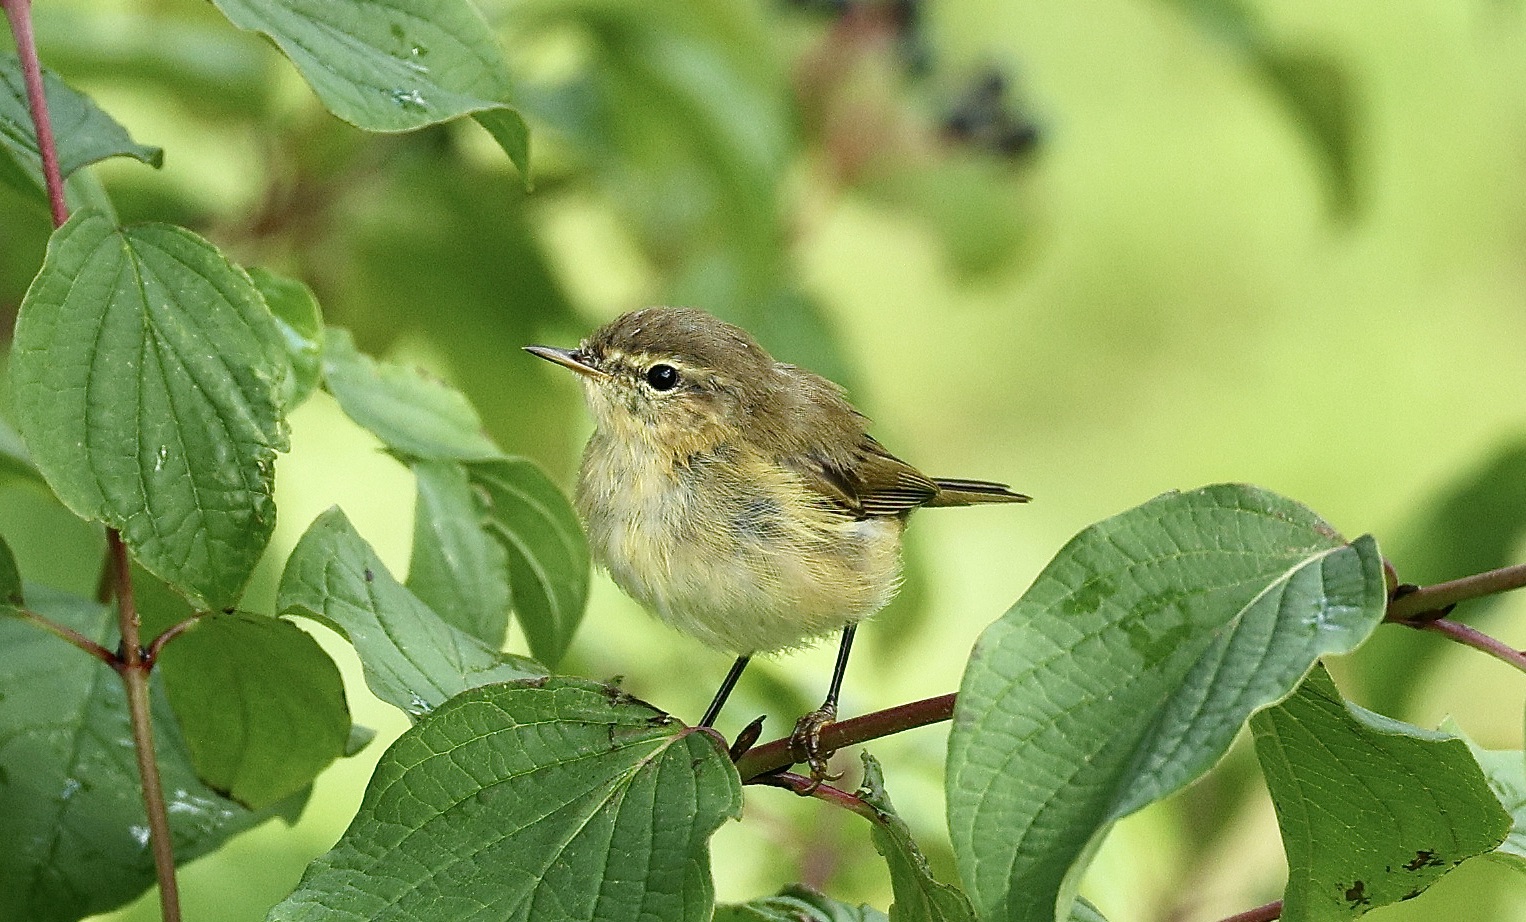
[789,703,843,791]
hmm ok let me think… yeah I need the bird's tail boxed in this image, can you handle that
[927,478,1031,507]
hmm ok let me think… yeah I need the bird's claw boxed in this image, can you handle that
[789,703,843,791]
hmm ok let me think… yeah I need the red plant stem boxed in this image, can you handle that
[1215,899,1283,922]
[110,531,181,922]
[2,0,68,227]
[145,614,203,665]
[1414,617,1526,674]
[734,693,955,782]
[14,607,118,666]
[751,771,879,820]
[1387,562,1526,622]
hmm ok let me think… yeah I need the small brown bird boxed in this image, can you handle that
[527,307,1027,777]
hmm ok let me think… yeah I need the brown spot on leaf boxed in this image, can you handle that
[1405,850,1442,871]
[1343,880,1370,907]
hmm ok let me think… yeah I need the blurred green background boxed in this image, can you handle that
[4,0,1526,919]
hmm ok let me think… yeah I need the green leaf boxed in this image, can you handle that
[248,267,325,411]
[0,586,302,922]
[858,752,976,922]
[208,0,529,176]
[716,886,890,922]
[322,326,502,463]
[0,533,20,608]
[8,211,289,610]
[406,459,511,647]
[0,416,44,489]
[0,53,162,198]
[277,507,542,718]
[1252,665,1511,920]
[157,611,351,810]
[1445,719,1526,871]
[268,677,742,922]
[470,457,589,666]
[947,484,1388,922]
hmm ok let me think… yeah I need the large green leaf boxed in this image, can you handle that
[247,267,325,411]
[0,417,43,488]
[715,887,890,922]
[859,753,976,922]
[157,611,352,810]
[0,53,162,199]
[1445,719,1526,872]
[0,586,304,922]
[267,677,742,922]
[1252,666,1510,920]
[278,507,542,718]
[322,327,502,463]
[8,210,289,610]
[406,459,512,647]
[470,457,589,666]
[947,484,1387,922]
[208,0,528,176]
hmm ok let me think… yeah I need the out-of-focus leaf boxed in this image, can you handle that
[0,53,162,199]
[8,210,289,610]
[716,887,890,922]
[1163,0,1356,215]
[158,611,351,810]
[1253,666,1510,920]
[947,485,1387,922]
[34,10,275,118]
[268,678,742,922]
[858,752,975,922]
[406,459,511,647]
[470,457,589,667]
[0,586,304,922]
[248,267,325,411]
[1354,437,1526,715]
[208,0,529,176]
[278,507,542,719]
[322,327,502,463]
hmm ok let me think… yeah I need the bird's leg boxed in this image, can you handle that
[790,623,857,786]
[699,654,751,728]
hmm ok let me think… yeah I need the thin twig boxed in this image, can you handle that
[145,614,204,665]
[1387,562,1526,622]
[12,607,119,666]
[1414,617,1526,674]
[751,770,879,819]
[110,531,181,922]
[1,0,67,226]
[734,693,955,782]
[1215,899,1283,922]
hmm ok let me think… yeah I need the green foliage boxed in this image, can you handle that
[267,677,743,922]
[0,533,20,608]
[277,507,544,718]
[157,611,352,810]
[1253,665,1511,920]
[947,485,1388,922]
[0,586,305,922]
[322,326,501,463]
[247,267,325,411]
[716,887,891,922]
[0,53,161,199]
[207,0,529,176]
[8,210,289,610]
[1450,721,1526,871]
[405,459,512,646]
[858,753,976,922]
[469,457,590,666]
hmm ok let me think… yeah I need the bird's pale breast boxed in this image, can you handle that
[576,435,903,654]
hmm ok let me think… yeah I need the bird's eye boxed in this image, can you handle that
[645,363,680,391]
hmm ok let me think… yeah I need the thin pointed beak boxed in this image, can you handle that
[523,345,609,379]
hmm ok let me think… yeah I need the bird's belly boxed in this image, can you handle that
[581,468,901,654]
